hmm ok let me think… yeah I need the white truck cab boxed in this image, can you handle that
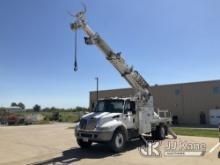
[75,98,172,152]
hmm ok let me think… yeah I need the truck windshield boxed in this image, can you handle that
[94,100,124,113]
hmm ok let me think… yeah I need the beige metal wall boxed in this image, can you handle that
[90,80,220,124]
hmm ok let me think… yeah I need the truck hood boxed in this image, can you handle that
[79,112,122,130]
[82,112,121,120]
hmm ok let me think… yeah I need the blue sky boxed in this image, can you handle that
[0,0,220,108]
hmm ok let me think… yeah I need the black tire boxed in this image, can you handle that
[157,126,166,140]
[151,130,157,140]
[152,126,166,140]
[110,129,126,153]
[77,139,92,148]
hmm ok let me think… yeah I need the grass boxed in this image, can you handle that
[172,127,219,138]
[67,127,219,137]
[13,111,83,123]
[34,120,51,125]
[59,112,81,123]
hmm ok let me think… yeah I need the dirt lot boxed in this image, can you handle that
[0,123,219,165]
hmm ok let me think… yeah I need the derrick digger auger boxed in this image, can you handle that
[70,7,177,142]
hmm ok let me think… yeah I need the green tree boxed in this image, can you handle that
[42,107,50,111]
[11,102,17,107]
[17,102,25,110]
[0,107,6,113]
[75,106,88,112]
[33,104,41,112]
[50,107,56,111]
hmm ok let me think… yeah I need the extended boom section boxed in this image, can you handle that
[70,12,150,100]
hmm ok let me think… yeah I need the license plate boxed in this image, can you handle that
[82,137,89,142]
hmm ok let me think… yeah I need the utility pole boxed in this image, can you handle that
[95,77,99,103]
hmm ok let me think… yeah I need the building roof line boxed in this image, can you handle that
[90,79,220,93]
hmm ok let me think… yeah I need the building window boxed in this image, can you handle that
[175,89,181,96]
[212,87,220,94]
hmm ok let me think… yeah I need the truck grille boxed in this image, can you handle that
[79,119,87,130]
[86,118,97,130]
[79,118,97,130]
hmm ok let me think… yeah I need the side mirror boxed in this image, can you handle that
[127,111,133,116]
[124,109,129,114]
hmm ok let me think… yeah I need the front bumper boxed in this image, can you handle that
[75,129,113,142]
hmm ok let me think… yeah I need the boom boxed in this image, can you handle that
[70,9,177,139]
[70,11,150,99]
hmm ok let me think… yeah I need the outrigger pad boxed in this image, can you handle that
[139,135,151,148]
[168,127,177,139]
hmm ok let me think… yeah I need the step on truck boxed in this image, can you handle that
[70,6,177,153]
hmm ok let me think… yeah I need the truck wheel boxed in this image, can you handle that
[77,139,92,148]
[158,126,166,140]
[110,129,126,153]
[151,130,157,140]
[152,126,166,140]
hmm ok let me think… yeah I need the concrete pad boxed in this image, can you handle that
[0,123,219,165]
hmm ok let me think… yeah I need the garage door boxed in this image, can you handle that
[209,109,220,125]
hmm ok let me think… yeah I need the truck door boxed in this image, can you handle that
[123,101,136,129]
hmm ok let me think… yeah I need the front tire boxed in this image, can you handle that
[110,129,126,153]
[152,126,166,140]
[77,139,92,148]
[158,126,166,140]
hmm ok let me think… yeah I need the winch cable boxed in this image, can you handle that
[74,30,78,72]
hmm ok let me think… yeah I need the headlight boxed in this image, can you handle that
[75,122,79,127]
[74,122,80,136]
[96,126,112,131]
[75,122,80,130]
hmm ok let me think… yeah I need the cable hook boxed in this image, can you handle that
[74,30,78,72]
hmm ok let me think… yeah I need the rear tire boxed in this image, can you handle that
[77,139,92,148]
[110,129,126,153]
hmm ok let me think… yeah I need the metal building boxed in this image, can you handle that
[90,80,220,125]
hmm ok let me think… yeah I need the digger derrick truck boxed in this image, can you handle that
[70,9,177,152]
